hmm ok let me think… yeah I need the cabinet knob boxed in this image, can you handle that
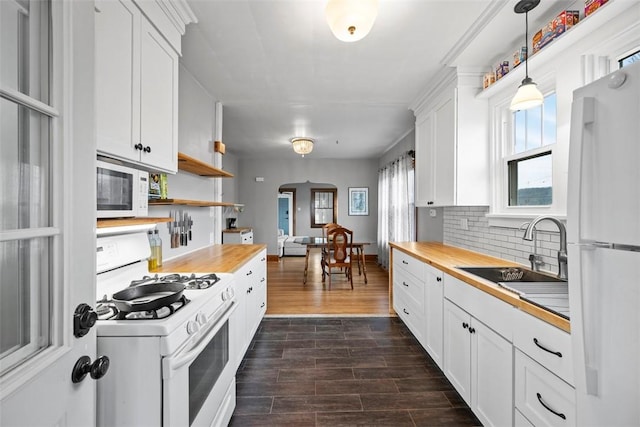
[402,281,409,287]
[134,143,143,151]
[462,322,469,329]
[403,308,409,315]
[402,260,408,265]
[143,146,151,153]
[436,277,442,282]
[469,327,476,334]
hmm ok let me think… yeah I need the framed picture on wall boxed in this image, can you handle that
[348,187,369,216]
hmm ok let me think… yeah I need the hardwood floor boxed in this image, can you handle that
[230,317,481,427]
[266,252,391,316]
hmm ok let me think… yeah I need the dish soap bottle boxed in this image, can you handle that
[148,230,157,270]
[154,229,163,267]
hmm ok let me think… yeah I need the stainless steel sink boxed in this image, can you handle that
[457,266,570,320]
[456,266,565,284]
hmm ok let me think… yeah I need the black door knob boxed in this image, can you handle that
[72,355,110,383]
[134,143,143,150]
[73,303,97,338]
[143,146,151,153]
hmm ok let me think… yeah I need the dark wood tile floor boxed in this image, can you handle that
[230,317,482,426]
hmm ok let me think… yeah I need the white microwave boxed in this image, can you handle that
[97,160,149,218]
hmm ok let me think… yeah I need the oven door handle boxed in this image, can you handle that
[164,301,237,376]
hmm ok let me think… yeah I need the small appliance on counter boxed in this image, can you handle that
[226,218,237,229]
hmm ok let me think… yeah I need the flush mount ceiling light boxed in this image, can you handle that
[510,0,544,111]
[291,137,314,156]
[325,0,379,42]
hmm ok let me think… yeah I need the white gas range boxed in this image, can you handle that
[95,232,237,427]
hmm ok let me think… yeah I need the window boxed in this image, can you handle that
[619,49,640,68]
[506,93,556,207]
[310,189,337,228]
[1,0,56,375]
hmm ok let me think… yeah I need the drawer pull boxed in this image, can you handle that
[462,322,469,329]
[436,277,442,282]
[246,270,253,276]
[533,338,563,358]
[402,260,409,265]
[468,327,475,334]
[402,281,409,287]
[536,392,566,420]
[403,308,409,315]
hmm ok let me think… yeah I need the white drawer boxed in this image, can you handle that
[393,290,425,344]
[444,273,515,342]
[515,350,576,427]
[393,267,425,312]
[514,311,574,385]
[393,250,425,281]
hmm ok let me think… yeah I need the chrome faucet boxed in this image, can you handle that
[522,215,568,280]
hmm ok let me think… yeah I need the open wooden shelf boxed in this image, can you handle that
[149,199,236,207]
[97,217,172,228]
[178,152,234,177]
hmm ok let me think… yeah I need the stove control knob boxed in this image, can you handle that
[186,320,200,335]
[227,287,235,299]
[196,312,207,326]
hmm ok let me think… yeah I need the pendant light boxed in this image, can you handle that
[325,0,378,42]
[291,137,314,156]
[510,0,543,111]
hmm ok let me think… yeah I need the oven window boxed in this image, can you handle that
[189,320,229,425]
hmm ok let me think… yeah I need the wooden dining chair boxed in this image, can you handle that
[320,222,339,278]
[323,226,353,290]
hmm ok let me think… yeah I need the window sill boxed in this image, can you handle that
[486,212,566,231]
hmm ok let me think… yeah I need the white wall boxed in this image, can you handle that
[236,157,379,256]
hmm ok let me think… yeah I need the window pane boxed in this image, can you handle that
[1,97,51,229]
[513,110,526,154]
[543,93,557,145]
[508,153,552,206]
[525,106,542,150]
[0,0,50,103]
[0,237,51,375]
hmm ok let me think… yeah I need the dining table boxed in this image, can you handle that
[294,237,370,284]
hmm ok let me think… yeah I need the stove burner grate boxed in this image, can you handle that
[96,295,190,320]
[128,273,221,290]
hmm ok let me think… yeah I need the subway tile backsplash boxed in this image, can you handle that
[443,206,560,274]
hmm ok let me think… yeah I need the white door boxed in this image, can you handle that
[1,1,99,425]
[443,300,471,404]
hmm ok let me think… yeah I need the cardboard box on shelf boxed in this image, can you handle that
[532,29,543,54]
[513,46,527,68]
[483,72,496,89]
[495,61,510,80]
[585,0,608,17]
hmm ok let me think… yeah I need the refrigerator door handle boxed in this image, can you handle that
[567,96,594,243]
[574,244,600,396]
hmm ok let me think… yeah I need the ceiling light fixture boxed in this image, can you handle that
[325,0,378,43]
[291,137,314,156]
[510,0,543,111]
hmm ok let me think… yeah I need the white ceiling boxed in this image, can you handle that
[180,0,565,159]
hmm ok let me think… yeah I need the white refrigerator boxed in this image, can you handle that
[567,60,640,426]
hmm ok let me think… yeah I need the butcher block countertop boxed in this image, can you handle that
[152,244,266,274]
[390,242,570,333]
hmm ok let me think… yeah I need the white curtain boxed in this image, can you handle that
[377,153,415,269]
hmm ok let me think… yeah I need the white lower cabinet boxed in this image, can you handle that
[392,250,443,368]
[443,299,513,427]
[515,350,576,427]
[231,249,267,370]
[514,311,575,427]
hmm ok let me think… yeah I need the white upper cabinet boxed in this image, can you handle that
[96,0,187,174]
[412,70,489,207]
